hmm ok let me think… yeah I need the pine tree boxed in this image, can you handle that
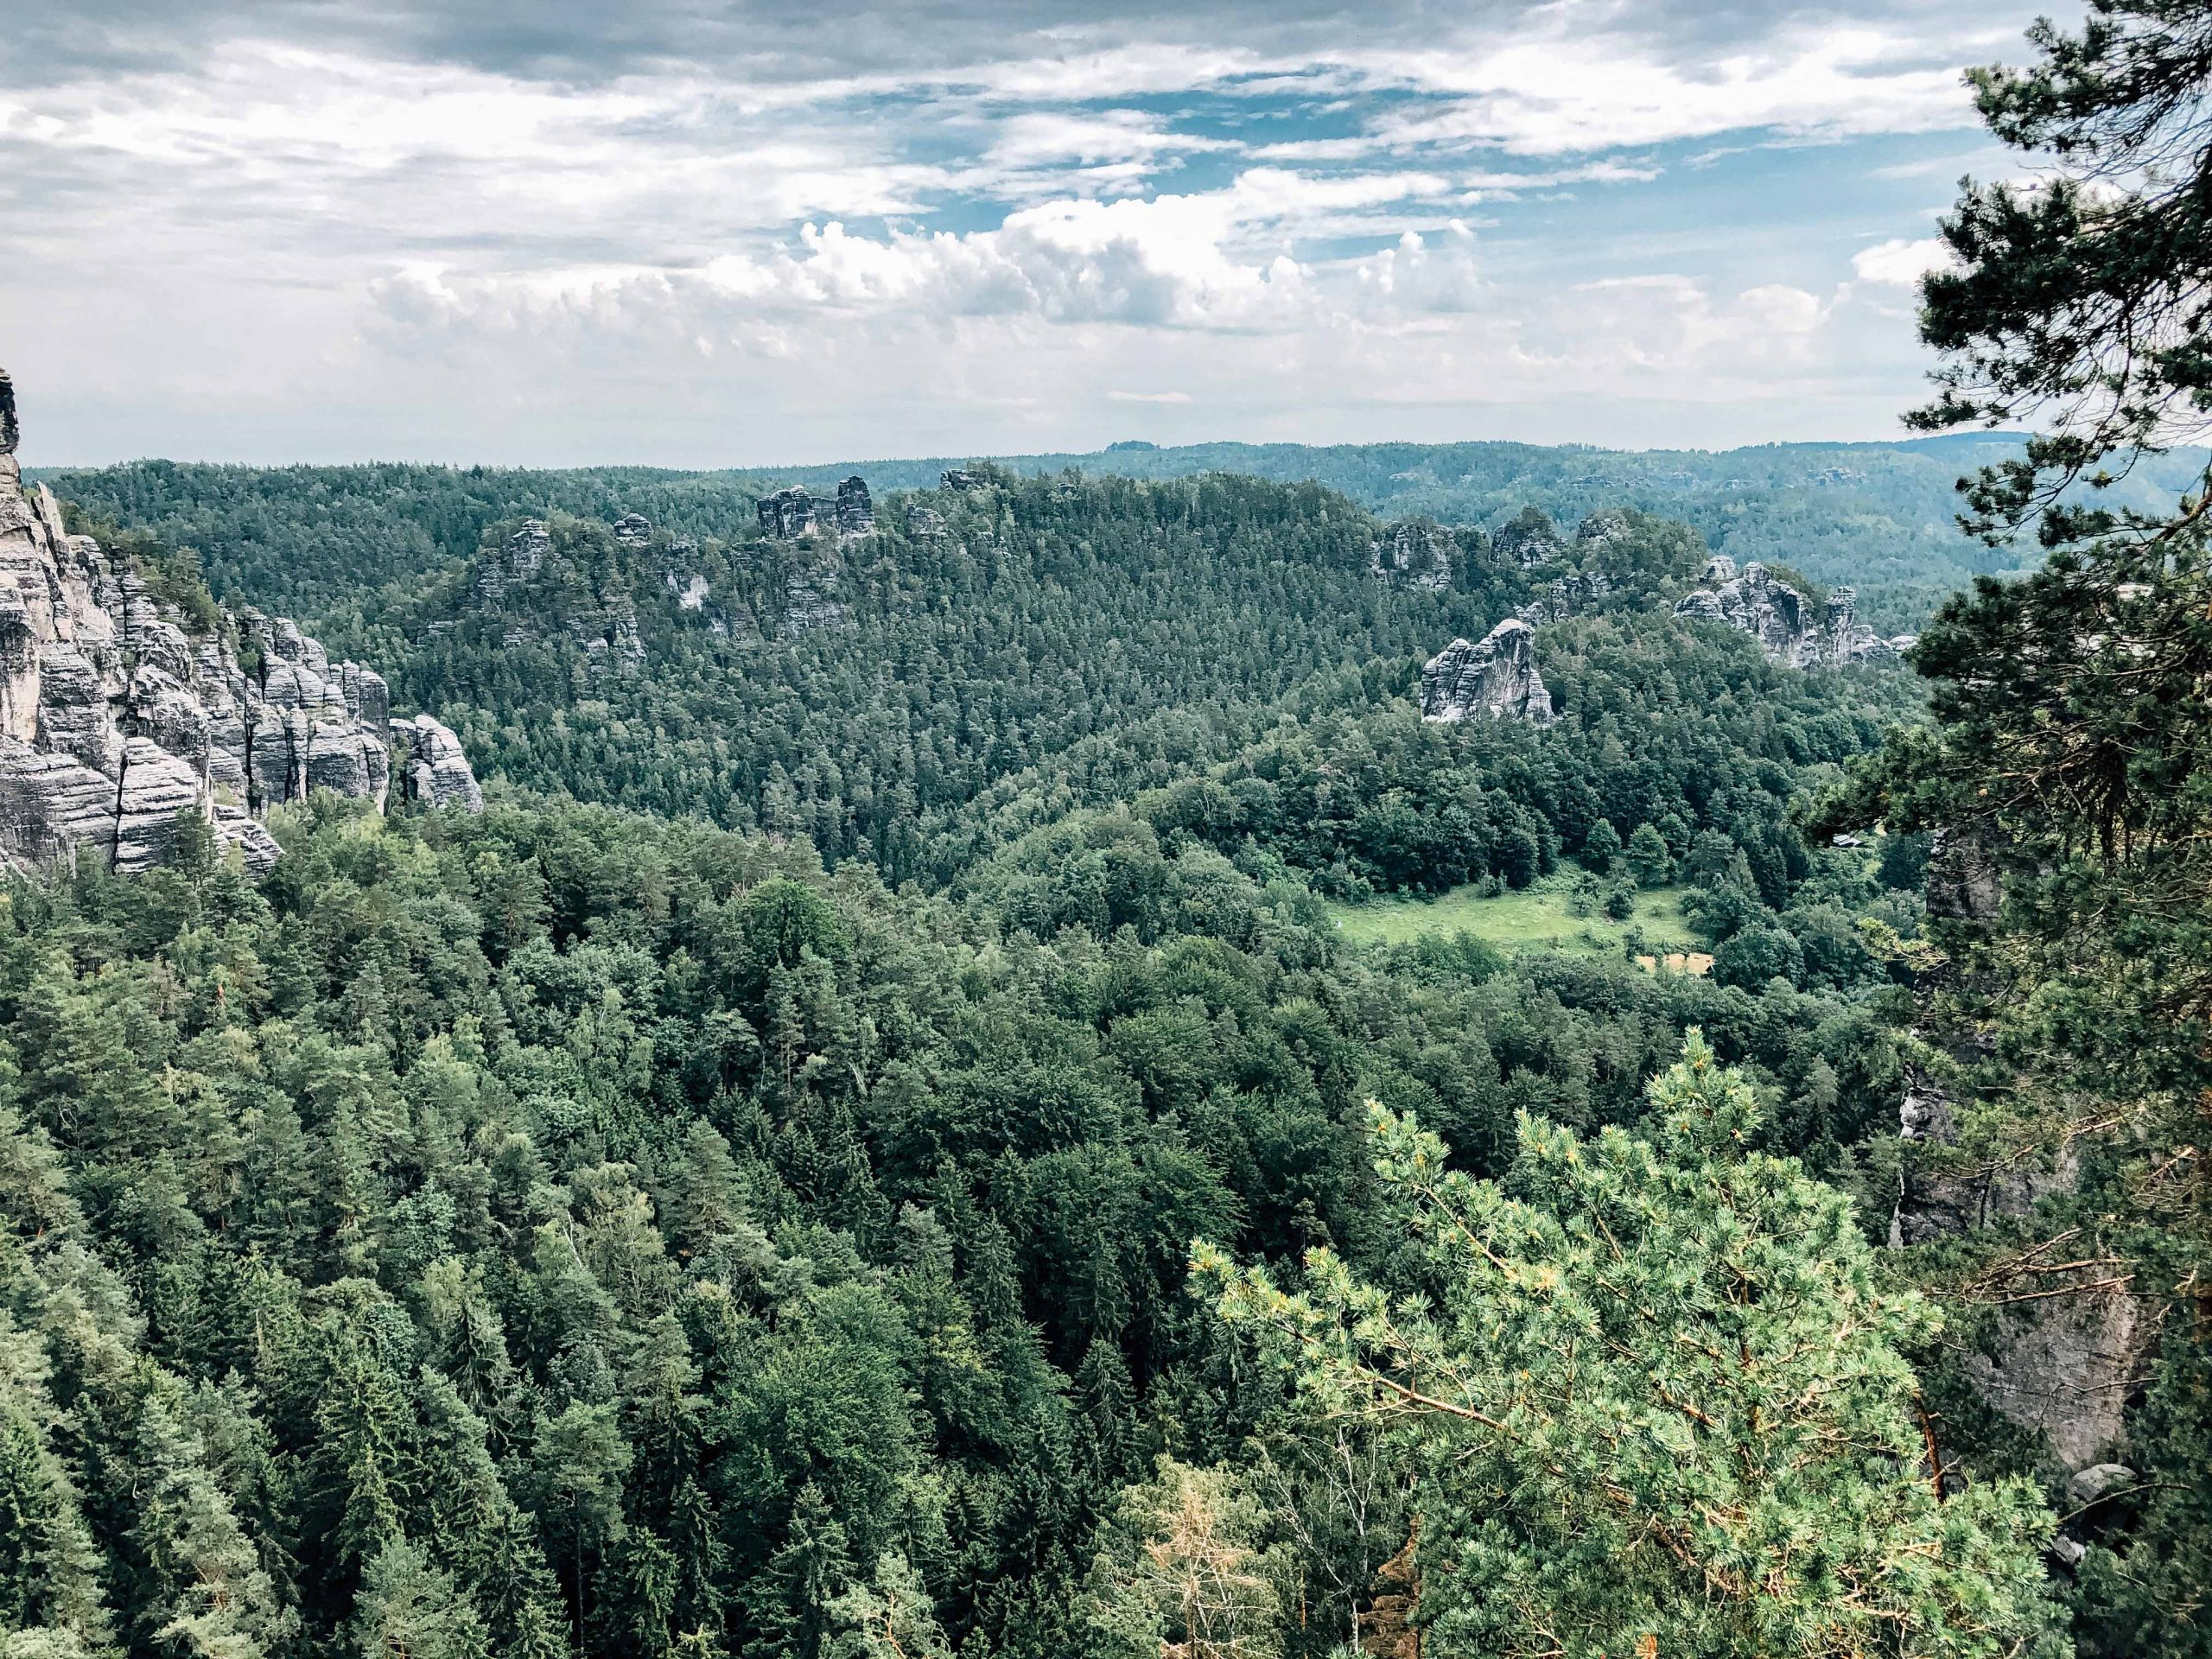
[1204,1034,2065,1659]
[347,1535,489,1659]
[0,1316,107,1653]
[1088,1457,1287,1659]
[823,1554,949,1659]
[741,1484,852,1659]
[128,1395,291,1659]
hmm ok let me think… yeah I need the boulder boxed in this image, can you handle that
[1421,620,1555,724]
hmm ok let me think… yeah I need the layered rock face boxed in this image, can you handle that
[836,476,874,536]
[1366,520,1452,592]
[1891,830,2144,1478]
[1674,561,1912,667]
[757,478,876,541]
[1420,619,1555,724]
[392,714,484,811]
[0,372,480,874]
[756,486,816,538]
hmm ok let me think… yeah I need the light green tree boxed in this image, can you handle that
[823,1554,951,1659]
[1090,1457,1290,1659]
[347,1535,489,1659]
[1199,1033,2064,1659]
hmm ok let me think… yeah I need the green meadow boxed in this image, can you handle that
[1325,876,1703,961]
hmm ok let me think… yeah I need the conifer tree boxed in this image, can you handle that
[347,1535,489,1659]
[1203,1035,2064,1659]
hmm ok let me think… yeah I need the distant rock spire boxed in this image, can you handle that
[0,369,16,456]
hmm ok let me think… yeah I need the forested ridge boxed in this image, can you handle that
[46,432,2209,639]
[15,3,2212,1655]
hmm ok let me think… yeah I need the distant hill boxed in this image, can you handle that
[38,435,2205,636]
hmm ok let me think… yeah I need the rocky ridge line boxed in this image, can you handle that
[1675,556,1916,668]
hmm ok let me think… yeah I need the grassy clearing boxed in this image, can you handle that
[1325,876,1702,961]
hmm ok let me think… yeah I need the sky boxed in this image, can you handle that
[2,0,2069,467]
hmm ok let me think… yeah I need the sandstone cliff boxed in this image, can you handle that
[1887,829,2145,1495]
[0,371,480,874]
[1421,619,1555,724]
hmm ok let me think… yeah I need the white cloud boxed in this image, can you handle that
[1851,235,1954,284]
[0,1,2053,463]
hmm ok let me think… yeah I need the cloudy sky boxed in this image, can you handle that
[3,0,2063,467]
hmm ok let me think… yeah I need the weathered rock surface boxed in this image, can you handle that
[612,512,652,549]
[756,486,817,538]
[392,715,484,811]
[1367,520,1452,592]
[1890,826,2146,1474]
[836,476,874,537]
[940,468,986,492]
[1674,561,1912,667]
[1491,510,1568,569]
[1421,619,1555,724]
[0,370,481,875]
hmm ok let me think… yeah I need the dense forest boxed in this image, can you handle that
[12,4,2212,1656]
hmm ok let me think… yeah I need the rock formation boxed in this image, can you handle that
[1366,520,1452,592]
[1491,509,1568,569]
[1420,619,1555,724]
[756,486,817,538]
[612,512,652,549]
[1889,827,2145,1479]
[940,468,986,492]
[1674,561,1911,667]
[755,480,876,542]
[0,372,480,875]
[392,714,484,811]
[836,476,874,537]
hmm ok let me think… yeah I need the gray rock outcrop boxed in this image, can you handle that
[1367,521,1452,593]
[940,468,985,492]
[0,370,481,875]
[756,486,817,538]
[1891,827,2146,1475]
[612,512,652,549]
[836,476,874,537]
[392,715,484,811]
[1674,561,1911,667]
[1421,619,1555,724]
[1491,510,1568,569]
